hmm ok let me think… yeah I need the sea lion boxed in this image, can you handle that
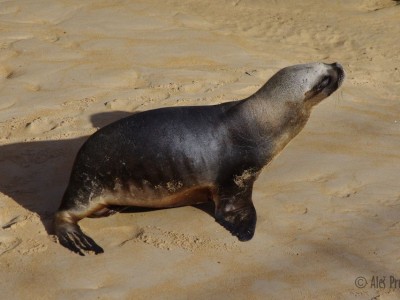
[54,62,345,255]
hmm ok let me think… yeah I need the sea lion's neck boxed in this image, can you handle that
[227,95,311,152]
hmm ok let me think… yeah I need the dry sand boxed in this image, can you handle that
[1,0,400,299]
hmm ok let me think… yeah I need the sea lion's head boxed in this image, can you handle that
[259,62,345,108]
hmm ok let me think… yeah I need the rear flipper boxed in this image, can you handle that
[54,212,104,256]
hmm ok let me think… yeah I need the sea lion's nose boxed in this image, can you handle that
[332,62,345,86]
[332,62,344,71]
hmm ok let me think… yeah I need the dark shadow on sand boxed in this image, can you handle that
[0,111,132,234]
[113,202,215,217]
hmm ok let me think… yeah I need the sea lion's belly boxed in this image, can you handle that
[102,180,214,208]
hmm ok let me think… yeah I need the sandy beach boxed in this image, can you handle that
[1,0,400,299]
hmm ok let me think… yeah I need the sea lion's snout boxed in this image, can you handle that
[319,62,345,97]
[331,62,345,87]
[303,62,345,104]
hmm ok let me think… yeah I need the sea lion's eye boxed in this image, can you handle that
[318,75,331,91]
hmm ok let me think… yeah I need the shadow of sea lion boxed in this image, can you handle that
[0,111,134,233]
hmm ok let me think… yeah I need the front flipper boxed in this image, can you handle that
[214,184,257,241]
[54,212,104,256]
[216,205,257,241]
